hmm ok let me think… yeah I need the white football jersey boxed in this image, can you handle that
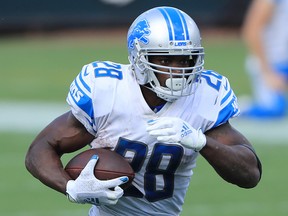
[66,61,240,216]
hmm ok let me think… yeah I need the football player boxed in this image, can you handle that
[25,6,262,216]
[241,0,288,118]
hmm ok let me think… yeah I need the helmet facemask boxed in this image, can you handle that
[127,6,205,102]
[137,50,204,102]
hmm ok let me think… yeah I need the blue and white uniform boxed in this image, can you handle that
[67,61,239,216]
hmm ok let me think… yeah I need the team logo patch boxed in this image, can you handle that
[128,19,151,49]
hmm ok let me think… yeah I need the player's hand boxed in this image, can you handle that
[147,117,206,151]
[66,155,128,206]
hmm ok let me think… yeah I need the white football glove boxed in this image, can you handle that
[66,155,128,206]
[147,117,207,151]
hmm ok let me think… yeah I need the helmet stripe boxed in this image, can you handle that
[178,10,190,40]
[158,8,173,41]
[158,7,190,41]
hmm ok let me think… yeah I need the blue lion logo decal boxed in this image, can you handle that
[128,19,151,49]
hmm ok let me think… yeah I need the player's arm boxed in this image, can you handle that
[25,111,95,194]
[201,121,262,188]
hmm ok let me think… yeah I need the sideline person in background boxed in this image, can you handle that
[25,6,262,216]
[241,0,288,118]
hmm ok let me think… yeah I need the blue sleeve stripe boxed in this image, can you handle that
[221,89,232,105]
[71,79,94,119]
[67,93,96,134]
[215,97,239,127]
[79,65,91,93]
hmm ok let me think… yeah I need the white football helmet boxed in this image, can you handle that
[127,6,204,102]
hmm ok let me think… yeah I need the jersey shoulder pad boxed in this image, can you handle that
[200,70,240,126]
[66,61,126,134]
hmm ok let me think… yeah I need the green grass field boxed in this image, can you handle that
[1,30,287,215]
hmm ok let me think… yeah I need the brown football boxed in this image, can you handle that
[65,148,134,189]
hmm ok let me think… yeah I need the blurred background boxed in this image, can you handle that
[0,0,248,33]
[0,0,287,216]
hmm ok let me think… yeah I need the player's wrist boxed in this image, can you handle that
[194,129,207,151]
[66,193,77,203]
[66,180,78,203]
